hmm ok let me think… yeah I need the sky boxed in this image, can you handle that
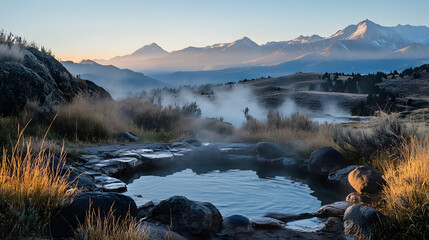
[1,0,429,61]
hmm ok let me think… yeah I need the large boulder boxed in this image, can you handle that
[222,214,252,234]
[343,205,386,240]
[150,196,222,236]
[256,142,285,160]
[307,146,348,177]
[348,165,385,194]
[50,192,137,238]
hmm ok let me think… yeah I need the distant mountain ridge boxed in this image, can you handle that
[62,60,165,99]
[93,19,429,74]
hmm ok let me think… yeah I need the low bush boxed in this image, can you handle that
[380,136,429,239]
[0,127,76,239]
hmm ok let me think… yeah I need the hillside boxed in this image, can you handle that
[62,60,165,98]
[0,33,110,116]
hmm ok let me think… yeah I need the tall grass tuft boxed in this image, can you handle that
[380,136,429,239]
[75,205,148,240]
[0,124,77,239]
[231,112,335,159]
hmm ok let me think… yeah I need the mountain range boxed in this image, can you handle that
[93,19,429,76]
[64,19,429,89]
[62,60,164,98]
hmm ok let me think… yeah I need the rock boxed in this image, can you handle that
[256,142,285,159]
[307,146,348,177]
[50,192,137,238]
[346,192,381,205]
[348,165,386,194]
[150,196,222,236]
[0,46,110,116]
[328,165,358,191]
[137,201,155,219]
[222,214,252,234]
[102,182,127,192]
[68,171,96,191]
[251,217,284,229]
[264,212,314,223]
[313,201,353,218]
[343,205,386,240]
[118,131,139,142]
[94,157,141,175]
[139,221,187,240]
[183,138,202,147]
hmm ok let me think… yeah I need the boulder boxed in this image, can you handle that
[251,217,284,229]
[256,142,285,159]
[118,131,139,142]
[313,201,353,218]
[343,205,386,240]
[150,196,222,236]
[183,138,202,147]
[50,192,137,238]
[328,165,358,191]
[222,214,253,234]
[346,192,381,205]
[307,146,348,177]
[348,165,385,194]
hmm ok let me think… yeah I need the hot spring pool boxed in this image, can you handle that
[123,167,342,230]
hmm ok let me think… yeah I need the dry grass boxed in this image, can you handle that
[380,136,429,239]
[230,112,336,159]
[75,205,148,240]
[0,125,77,239]
[52,96,134,142]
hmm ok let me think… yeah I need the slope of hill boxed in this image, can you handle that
[62,60,165,98]
[0,34,110,116]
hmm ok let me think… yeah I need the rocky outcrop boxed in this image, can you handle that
[348,165,385,194]
[0,44,110,116]
[307,146,348,177]
[150,196,223,236]
[313,201,353,218]
[343,205,386,240]
[50,192,137,238]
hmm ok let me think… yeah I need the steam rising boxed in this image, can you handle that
[155,85,354,127]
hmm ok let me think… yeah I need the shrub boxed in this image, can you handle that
[0,127,76,239]
[231,112,335,159]
[333,117,417,158]
[119,98,180,131]
[380,136,429,239]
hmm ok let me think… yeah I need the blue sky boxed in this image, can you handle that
[1,0,428,61]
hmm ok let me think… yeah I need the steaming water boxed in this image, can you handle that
[124,168,342,230]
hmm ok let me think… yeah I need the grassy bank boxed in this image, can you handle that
[0,128,76,239]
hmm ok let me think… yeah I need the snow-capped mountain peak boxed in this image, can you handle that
[132,43,168,56]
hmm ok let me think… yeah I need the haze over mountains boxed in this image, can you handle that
[94,20,429,74]
[64,19,429,90]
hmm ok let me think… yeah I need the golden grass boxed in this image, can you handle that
[230,112,336,159]
[75,205,148,240]
[0,125,77,238]
[380,136,429,238]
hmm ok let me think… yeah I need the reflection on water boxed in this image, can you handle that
[124,168,342,219]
